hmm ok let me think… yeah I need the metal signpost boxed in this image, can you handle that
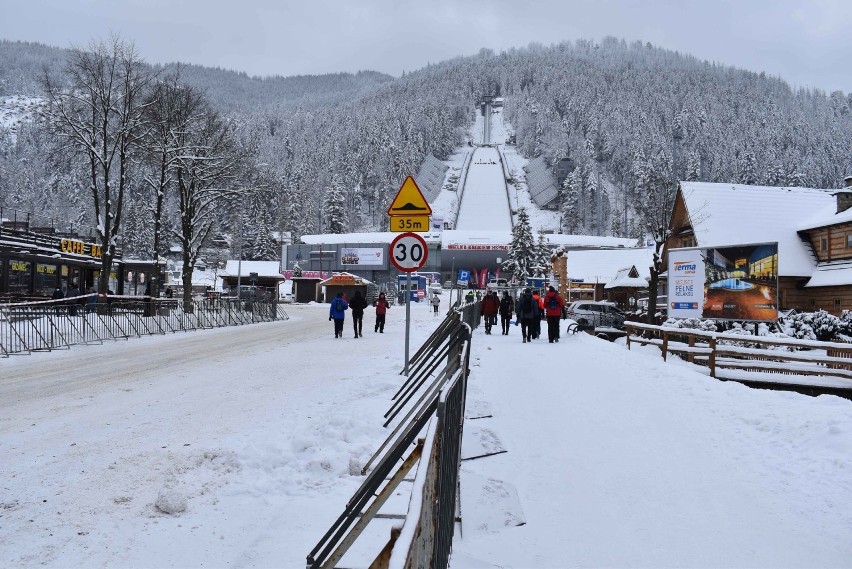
[389,232,428,375]
[387,176,431,375]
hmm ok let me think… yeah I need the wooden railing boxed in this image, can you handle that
[625,322,852,385]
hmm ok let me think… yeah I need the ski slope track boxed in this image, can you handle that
[455,146,513,231]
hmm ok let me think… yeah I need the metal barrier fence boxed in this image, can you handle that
[307,306,475,569]
[0,296,289,357]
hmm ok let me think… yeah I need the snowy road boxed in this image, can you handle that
[0,314,327,405]
[455,146,513,231]
[0,303,437,568]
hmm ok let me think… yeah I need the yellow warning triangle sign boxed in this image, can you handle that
[387,176,432,216]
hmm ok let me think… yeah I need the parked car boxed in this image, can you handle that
[565,301,626,330]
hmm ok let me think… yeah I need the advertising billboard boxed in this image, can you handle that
[340,247,385,267]
[667,248,704,318]
[667,243,779,321]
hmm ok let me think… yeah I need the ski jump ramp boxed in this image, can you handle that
[454,146,513,231]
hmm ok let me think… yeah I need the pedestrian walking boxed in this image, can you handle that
[51,285,65,315]
[329,292,349,338]
[430,293,441,315]
[480,290,500,334]
[349,290,368,338]
[532,290,544,340]
[499,291,515,335]
[66,282,80,316]
[516,288,539,343]
[543,286,565,343]
[373,291,390,333]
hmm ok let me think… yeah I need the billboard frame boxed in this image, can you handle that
[667,241,779,323]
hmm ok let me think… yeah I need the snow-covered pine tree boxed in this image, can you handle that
[533,232,552,278]
[560,167,582,234]
[502,207,537,281]
[323,174,348,234]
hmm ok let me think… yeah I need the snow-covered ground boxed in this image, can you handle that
[1,303,851,568]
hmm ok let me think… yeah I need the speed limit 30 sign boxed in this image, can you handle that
[389,232,429,272]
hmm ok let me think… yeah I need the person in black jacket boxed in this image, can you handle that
[515,288,540,343]
[499,291,515,335]
[349,290,368,338]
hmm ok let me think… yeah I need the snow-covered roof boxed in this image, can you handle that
[679,181,834,277]
[318,271,373,285]
[414,154,449,203]
[605,266,649,289]
[797,191,852,230]
[301,232,443,245]
[566,247,653,284]
[301,230,636,249]
[804,260,852,288]
[222,260,284,278]
[523,156,559,208]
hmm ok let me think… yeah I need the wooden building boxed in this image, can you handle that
[667,179,852,316]
[318,272,371,303]
[564,248,652,308]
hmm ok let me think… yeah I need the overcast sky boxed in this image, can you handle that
[1,0,849,93]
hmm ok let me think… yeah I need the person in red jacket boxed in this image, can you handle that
[479,290,501,334]
[373,292,390,333]
[543,286,565,343]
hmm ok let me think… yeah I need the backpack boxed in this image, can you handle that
[334,298,344,312]
[548,296,559,310]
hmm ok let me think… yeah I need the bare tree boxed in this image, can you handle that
[140,70,198,296]
[41,35,153,296]
[171,99,244,308]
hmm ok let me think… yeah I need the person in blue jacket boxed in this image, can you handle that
[329,291,349,338]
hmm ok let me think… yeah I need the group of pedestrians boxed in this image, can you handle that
[481,286,565,343]
[329,291,391,338]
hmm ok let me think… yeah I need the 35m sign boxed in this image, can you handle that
[389,232,429,273]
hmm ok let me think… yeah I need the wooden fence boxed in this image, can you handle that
[625,322,852,386]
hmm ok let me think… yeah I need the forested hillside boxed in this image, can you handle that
[1,37,850,262]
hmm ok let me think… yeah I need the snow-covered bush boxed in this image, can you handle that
[783,310,841,342]
[662,317,718,332]
[838,310,852,341]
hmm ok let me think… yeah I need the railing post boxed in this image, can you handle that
[661,330,669,362]
[687,334,695,363]
[626,325,632,350]
[709,336,717,378]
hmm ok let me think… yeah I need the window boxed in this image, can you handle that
[821,237,828,252]
[8,259,32,295]
[835,299,842,311]
[34,263,58,296]
[847,234,852,248]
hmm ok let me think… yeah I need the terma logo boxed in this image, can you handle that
[673,261,697,275]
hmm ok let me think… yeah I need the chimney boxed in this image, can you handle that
[837,176,852,214]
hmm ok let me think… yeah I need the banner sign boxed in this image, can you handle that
[668,248,704,319]
[340,247,384,266]
[283,270,330,279]
[668,243,778,321]
[446,243,509,251]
